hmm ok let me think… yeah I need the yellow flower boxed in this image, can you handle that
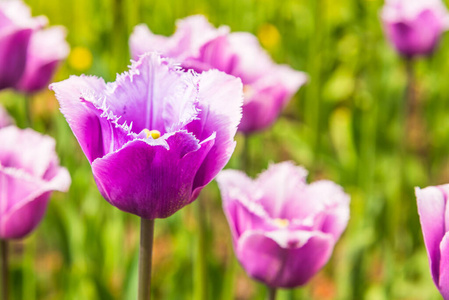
[257,23,281,50]
[68,46,93,71]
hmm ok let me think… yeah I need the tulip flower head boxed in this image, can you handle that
[16,26,69,93]
[0,126,71,239]
[415,185,449,299]
[381,0,449,58]
[0,0,46,90]
[217,162,350,288]
[130,15,307,134]
[0,0,69,92]
[50,52,243,219]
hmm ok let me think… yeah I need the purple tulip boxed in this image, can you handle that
[0,0,47,90]
[415,185,449,299]
[216,162,350,288]
[130,15,307,134]
[0,126,71,239]
[15,26,70,93]
[50,52,243,219]
[381,0,449,57]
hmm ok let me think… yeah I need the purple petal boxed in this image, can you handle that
[416,186,447,286]
[50,75,133,163]
[129,24,173,60]
[217,170,275,244]
[238,65,307,133]
[16,26,69,93]
[0,28,32,90]
[185,35,238,74]
[91,131,214,219]
[130,15,228,62]
[256,162,308,219]
[105,53,198,135]
[439,232,449,299]
[0,0,48,90]
[236,230,334,288]
[222,32,273,83]
[173,15,228,60]
[0,166,70,239]
[0,126,58,177]
[304,180,350,240]
[186,69,243,197]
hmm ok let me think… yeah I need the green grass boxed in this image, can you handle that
[2,0,449,298]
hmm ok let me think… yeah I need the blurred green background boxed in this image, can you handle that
[1,0,449,299]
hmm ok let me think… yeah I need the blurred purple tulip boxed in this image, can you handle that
[415,185,449,299]
[381,0,449,57]
[0,126,71,239]
[50,52,243,219]
[217,162,350,288]
[0,0,69,92]
[130,15,307,134]
[16,26,70,93]
[0,0,47,90]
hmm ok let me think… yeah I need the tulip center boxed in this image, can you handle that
[273,218,290,228]
[143,129,161,139]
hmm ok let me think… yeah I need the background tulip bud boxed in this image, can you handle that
[381,0,449,58]
[15,26,70,93]
[0,0,47,90]
[0,126,71,240]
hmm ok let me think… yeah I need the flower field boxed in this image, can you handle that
[1,0,449,299]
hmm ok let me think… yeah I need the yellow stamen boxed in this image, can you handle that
[274,218,289,228]
[143,129,161,139]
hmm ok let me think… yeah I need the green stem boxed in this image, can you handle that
[24,94,32,127]
[404,58,415,133]
[267,286,277,300]
[1,240,8,300]
[138,218,155,300]
[194,198,208,300]
[23,237,36,300]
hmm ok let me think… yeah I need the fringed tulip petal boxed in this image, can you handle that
[188,69,243,196]
[50,75,134,163]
